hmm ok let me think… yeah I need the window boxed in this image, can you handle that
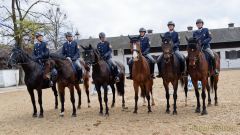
[225,50,238,59]
[238,50,240,58]
[113,50,118,56]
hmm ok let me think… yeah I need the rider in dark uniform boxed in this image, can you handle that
[62,32,83,83]
[193,19,218,75]
[156,21,185,77]
[97,32,120,82]
[127,28,156,79]
[32,32,56,86]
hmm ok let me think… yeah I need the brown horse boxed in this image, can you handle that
[81,44,126,116]
[158,35,188,115]
[186,37,220,115]
[128,35,153,113]
[44,53,90,117]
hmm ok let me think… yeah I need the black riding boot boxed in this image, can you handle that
[50,68,58,87]
[126,65,132,80]
[156,62,162,78]
[77,69,83,84]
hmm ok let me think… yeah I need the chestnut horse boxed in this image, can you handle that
[158,35,188,115]
[128,35,153,113]
[186,37,220,115]
[8,48,58,118]
[44,53,90,117]
[81,44,126,116]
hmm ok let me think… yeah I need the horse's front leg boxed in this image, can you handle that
[110,84,115,108]
[95,84,103,115]
[192,80,201,113]
[69,85,76,117]
[103,84,109,116]
[75,84,81,109]
[37,88,44,118]
[133,82,139,113]
[58,84,65,117]
[163,80,170,114]
[201,78,208,115]
[27,87,37,117]
[51,84,58,109]
[172,80,178,115]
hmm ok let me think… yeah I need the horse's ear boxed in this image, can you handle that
[89,44,92,49]
[185,36,189,42]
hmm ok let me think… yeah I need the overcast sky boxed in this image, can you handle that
[1,0,240,40]
[57,0,240,38]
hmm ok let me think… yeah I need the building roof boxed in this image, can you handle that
[78,27,240,50]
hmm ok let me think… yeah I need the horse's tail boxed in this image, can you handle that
[140,85,147,98]
[116,80,124,96]
[210,75,214,93]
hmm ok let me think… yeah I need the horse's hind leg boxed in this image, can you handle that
[75,84,81,109]
[52,85,58,109]
[163,81,170,114]
[110,84,115,108]
[69,86,77,117]
[206,81,212,106]
[146,87,152,113]
[184,77,188,106]
[214,76,219,106]
[103,84,109,116]
[95,84,103,115]
[27,88,37,117]
[37,89,44,118]
[150,89,155,106]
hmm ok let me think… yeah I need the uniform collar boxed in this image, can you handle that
[68,41,72,44]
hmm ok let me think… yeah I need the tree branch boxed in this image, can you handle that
[0,22,14,31]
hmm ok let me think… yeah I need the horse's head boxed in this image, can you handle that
[81,44,98,65]
[8,47,27,68]
[43,58,56,79]
[160,35,173,63]
[128,35,141,61]
[186,37,202,67]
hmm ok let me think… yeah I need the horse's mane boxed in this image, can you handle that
[49,53,66,60]
[13,48,34,61]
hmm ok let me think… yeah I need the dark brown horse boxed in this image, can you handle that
[186,37,220,115]
[128,35,153,113]
[44,53,91,117]
[81,44,126,116]
[158,35,188,114]
[8,48,58,118]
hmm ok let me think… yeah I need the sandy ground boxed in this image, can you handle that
[0,70,240,135]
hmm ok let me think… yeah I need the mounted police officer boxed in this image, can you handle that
[62,32,83,83]
[127,27,156,79]
[193,19,218,75]
[32,32,56,86]
[97,32,120,82]
[156,21,185,77]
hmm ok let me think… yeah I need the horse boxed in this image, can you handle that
[7,48,58,118]
[186,37,220,115]
[43,53,91,117]
[81,44,126,116]
[128,35,153,113]
[158,35,188,114]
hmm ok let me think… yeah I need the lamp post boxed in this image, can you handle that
[75,31,80,40]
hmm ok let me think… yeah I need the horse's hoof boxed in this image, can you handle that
[77,106,81,110]
[166,110,170,114]
[173,111,178,115]
[122,106,128,110]
[72,113,77,117]
[111,104,115,108]
[59,112,64,117]
[201,110,208,115]
[142,104,146,106]
[133,110,137,114]
[105,113,109,117]
[207,103,212,107]
[32,113,37,118]
[55,106,58,110]
[152,103,155,106]
[88,104,91,108]
[215,102,218,106]
[148,110,152,113]
[195,108,201,113]
[38,114,44,118]
[99,112,103,116]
